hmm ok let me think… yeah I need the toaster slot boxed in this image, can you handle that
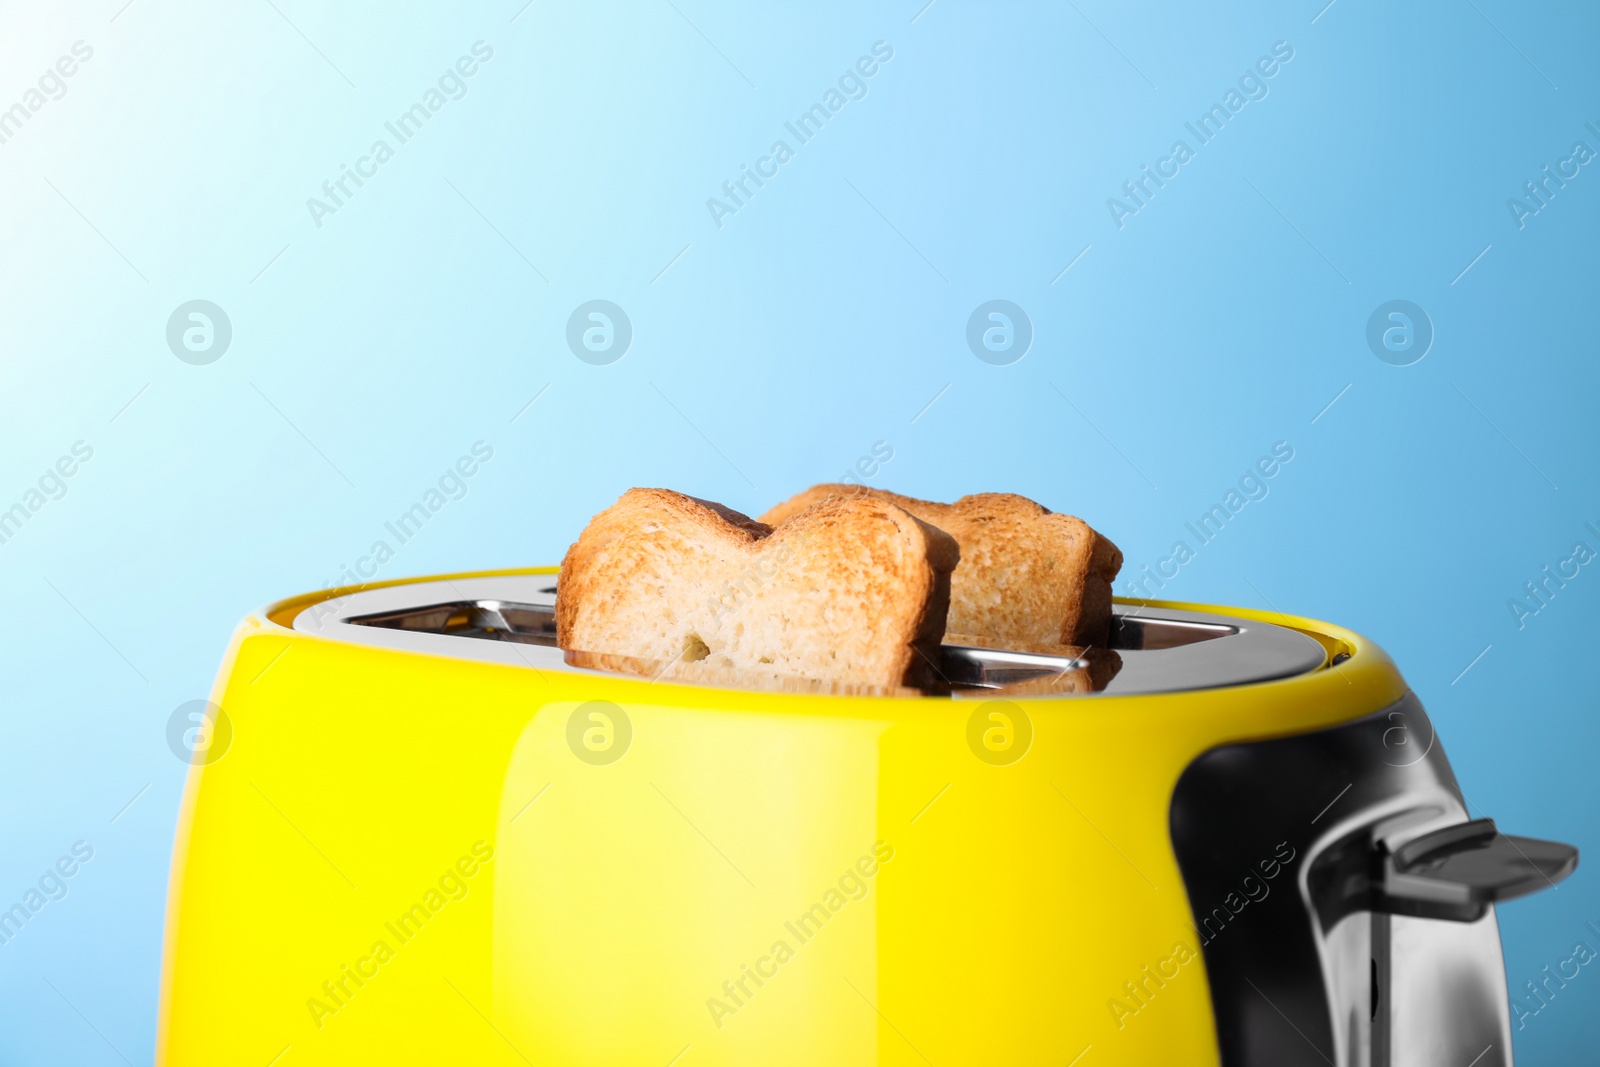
[347,599,559,646]
[345,598,1109,693]
[1109,614,1237,649]
[936,645,1090,688]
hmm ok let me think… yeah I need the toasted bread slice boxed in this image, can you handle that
[762,486,1122,646]
[563,648,928,697]
[556,488,959,688]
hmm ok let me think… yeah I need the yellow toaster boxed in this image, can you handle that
[156,568,1575,1066]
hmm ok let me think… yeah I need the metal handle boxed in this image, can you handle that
[1376,818,1579,922]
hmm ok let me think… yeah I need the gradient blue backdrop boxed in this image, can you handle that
[1,0,1596,1062]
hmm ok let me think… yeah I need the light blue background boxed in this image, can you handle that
[1,0,1596,1061]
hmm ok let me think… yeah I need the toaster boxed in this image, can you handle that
[157,568,1576,1066]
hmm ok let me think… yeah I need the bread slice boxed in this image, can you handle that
[761,486,1122,647]
[556,488,959,689]
[562,648,929,697]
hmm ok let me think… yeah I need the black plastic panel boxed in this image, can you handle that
[1168,694,1466,1065]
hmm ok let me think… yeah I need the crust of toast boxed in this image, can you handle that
[761,486,1123,646]
[556,488,959,689]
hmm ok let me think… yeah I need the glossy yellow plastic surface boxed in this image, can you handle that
[156,569,1406,1065]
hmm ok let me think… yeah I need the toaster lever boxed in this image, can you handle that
[1375,818,1579,922]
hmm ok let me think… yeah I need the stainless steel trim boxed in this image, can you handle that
[291,575,1328,696]
[1096,605,1325,695]
[292,575,569,674]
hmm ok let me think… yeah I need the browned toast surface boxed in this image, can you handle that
[556,488,958,688]
[761,485,1122,646]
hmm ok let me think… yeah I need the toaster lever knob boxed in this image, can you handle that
[1376,818,1579,922]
